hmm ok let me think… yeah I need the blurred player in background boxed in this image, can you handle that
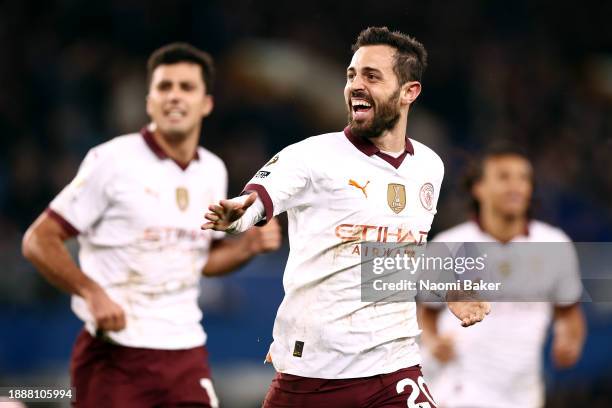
[419,144,586,408]
[22,43,281,408]
[203,27,490,408]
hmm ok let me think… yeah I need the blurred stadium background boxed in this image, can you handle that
[1,0,611,407]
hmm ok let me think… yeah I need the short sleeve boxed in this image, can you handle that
[48,146,115,234]
[241,144,310,224]
[552,240,583,305]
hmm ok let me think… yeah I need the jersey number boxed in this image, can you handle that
[396,375,436,408]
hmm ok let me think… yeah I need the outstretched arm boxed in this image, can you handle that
[202,192,264,233]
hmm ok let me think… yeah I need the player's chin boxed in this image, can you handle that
[500,206,527,219]
[349,118,372,131]
[160,123,191,139]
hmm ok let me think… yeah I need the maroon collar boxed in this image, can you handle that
[343,126,414,169]
[140,127,199,171]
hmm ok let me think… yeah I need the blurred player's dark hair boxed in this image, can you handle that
[352,26,428,84]
[464,141,535,217]
[147,42,215,94]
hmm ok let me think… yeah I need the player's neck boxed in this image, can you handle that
[152,128,200,165]
[479,210,528,243]
[369,116,408,152]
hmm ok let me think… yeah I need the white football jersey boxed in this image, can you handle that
[243,128,444,379]
[49,128,227,349]
[421,220,582,408]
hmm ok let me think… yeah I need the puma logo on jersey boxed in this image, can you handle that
[349,179,370,198]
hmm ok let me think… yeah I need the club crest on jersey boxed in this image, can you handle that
[419,183,435,211]
[387,183,406,214]
[498,260,512,277]
[175,187,189,211]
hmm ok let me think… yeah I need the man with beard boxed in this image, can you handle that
[22,43,281,407]
[202,27,490,408]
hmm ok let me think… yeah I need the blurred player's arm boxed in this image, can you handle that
[418,304,456,363]
[202,217,281,276]
[552,303,586,368]
[22,212,126,331]
[551,239,585,368]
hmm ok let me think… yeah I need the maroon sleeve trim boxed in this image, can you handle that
[242,183,274,226]
[45,208,80,237]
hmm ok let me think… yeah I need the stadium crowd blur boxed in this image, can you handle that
[1,1,611,406]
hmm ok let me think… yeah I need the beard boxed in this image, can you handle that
[347,88,401,139]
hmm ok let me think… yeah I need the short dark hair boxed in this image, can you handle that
[147,42,215,94]
[464,141,534,216]
[352,26,428,84]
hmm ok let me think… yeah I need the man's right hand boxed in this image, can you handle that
[82,284,126,332]
[427,334,456,364]
[201,192,258,231]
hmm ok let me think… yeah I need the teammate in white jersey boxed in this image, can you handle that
[22,43,281,408]
[203,27,490,408]
[419,144,586,408]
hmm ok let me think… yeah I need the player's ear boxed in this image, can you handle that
[201,94,214,118]
[400,81,421,106]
